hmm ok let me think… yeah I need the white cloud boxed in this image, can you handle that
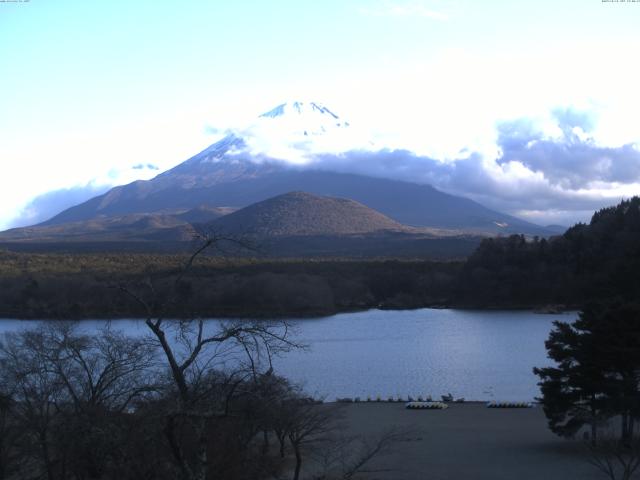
[8,183,111,228]
[0,107,215,230]
[3,35,640,230]
[224,101,376,165]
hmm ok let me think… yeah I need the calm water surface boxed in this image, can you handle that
[0,309,576,401]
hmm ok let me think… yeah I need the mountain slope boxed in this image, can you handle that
[34,101,551,235]
[0,204,233,243]
[0,191,483,258]
[42,161,550,235]
[0,213,194,242]
[209,191,409,237]
[201,191,480,258]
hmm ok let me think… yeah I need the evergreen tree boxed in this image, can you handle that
[534,310,608,443]
[535,302,640,444]
[589,303,640,445]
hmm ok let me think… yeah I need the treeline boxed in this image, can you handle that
[0,253,460,319]
[2,197,640,318]
[456,197,640,307]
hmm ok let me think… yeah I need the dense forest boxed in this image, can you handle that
[0,253,460,319]
[1,197,639,318]
[456,197,640,308]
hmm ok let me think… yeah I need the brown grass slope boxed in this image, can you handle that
[0,193,481,258]
[0,213,192,242]
[0,206,235,243]
[208,191,413,237]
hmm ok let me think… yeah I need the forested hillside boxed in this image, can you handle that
[456,197,640,307]
[0,252,459,319]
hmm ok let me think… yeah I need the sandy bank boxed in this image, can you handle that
[336,402,600,480]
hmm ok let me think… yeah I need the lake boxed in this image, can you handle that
[0,309,576,401]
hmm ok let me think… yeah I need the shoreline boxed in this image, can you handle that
[0,305,580,322]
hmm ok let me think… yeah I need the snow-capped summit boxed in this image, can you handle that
[255,100,349,137]
[175,101,371,170]
[260,101,343,122]
[198,101,364,165]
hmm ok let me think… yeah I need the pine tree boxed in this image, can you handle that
[535,302,640,444]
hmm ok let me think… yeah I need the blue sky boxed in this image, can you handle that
[1,0,640,228]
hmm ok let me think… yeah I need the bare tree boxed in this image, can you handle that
[0,389,22,479]
[310,428,408,480]
[0,322,159,480]
[284,401,344,480]
[0,328,67,480]
[34,322,158,413]
[117,233,299,480]
[587,431,640,480]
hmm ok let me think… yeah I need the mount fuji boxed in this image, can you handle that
[2,101,555,252]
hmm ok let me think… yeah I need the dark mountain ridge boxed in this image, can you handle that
[30,106,554,236]
[14,100,555,241]
[0,191,482,258]
[41,151,551,235]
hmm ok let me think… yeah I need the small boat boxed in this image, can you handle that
[486,401,533,408]
[406,401,448,410]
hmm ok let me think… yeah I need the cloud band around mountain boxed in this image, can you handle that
[8,184,111,229]
[7,107,638,229]
[301,109,639,226]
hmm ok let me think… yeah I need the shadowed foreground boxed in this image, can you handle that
[338,403,600,480]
